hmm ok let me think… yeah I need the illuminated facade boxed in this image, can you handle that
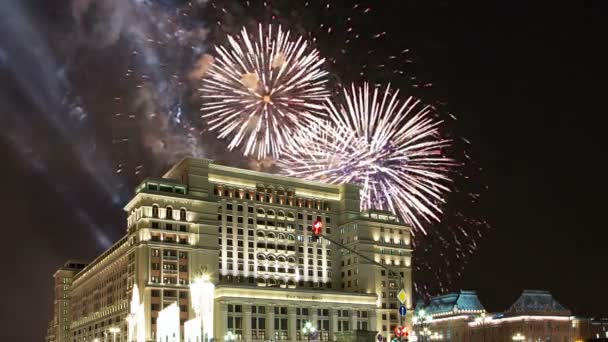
[46,157,414,342]
[46,261,87,342]
[414,290,599,342]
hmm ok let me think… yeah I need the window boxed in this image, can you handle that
[179,209,186,221]
[166,207,173,220]
[237,204,243,212]
[152,205,159,218]
[227,203,233,210]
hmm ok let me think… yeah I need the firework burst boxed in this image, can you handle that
[279,83,456,233]
[200,24,330,159]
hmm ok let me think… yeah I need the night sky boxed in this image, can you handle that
[0,1,605,340]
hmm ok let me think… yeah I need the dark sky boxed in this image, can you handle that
[1,0,606,340]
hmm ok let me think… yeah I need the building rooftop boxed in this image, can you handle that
[505,290,570,317]
[418,290,485,317]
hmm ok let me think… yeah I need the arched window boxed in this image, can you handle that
[152,205,159,218]
[287,212,295,220]
[267,209,275,216]
[257,278,266,286]
[287,235,295,241]
[179,208,186,221]
[257,254,266,260]
[257,231,266,237]
[268,255,276,262]
[287,279,296,288]
[277,256,286,263]
[278,279,286,287]
[166,206,173,220]
[287,257,296,263]
[277,211,285,218]
[267,232,275,239]
[277,233,285,240]
[268,278,277,286]
[257,208,265,215]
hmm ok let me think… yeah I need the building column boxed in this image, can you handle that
[350,310,358,332]
[220,302,228,341]
[368,310,377,332]
[329,309,338,342]
[267,305,275,342]
[311,307,318,330]
[288,307,297,342]
[244,305,252,342]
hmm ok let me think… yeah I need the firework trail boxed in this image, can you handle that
[202,0,419,87]
[279,82,455,232]
[200,24,330,159]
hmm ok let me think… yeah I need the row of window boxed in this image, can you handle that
[150,221,188,232]
[218,275,331,289]
[150,249,188,259]
[150,289,188,298]
[227,306,367,318]
[151,205,187,221]
[214,186,332,211]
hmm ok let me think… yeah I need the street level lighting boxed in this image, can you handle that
[413,310,432,342]
[430,332,443,340]
[108,327,120,342]
[474,312,489,342]
[225,331,236,342]
[302,321,317,342]
[512,333,525,341]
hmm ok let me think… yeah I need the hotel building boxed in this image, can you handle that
[46,158,414,342]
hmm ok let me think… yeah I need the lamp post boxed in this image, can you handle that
[474,312,489,342]
[225,331,236,342]
[108,327,120,342]
[512,333,525,342]
[412,310,432,342]
[302,321,317,342]
[430,332,443,340]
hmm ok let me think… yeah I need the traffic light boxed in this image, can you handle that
[312,219,323,241]
[394,326,408,338]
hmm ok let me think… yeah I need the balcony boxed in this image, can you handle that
[163,255,178,260]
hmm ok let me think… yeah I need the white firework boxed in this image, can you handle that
[279,83,455,233]
[200,24,330,159]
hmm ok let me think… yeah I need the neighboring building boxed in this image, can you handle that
[46,261,88,342]
[46,157,414,342]
[412,290,485,341]
[415,289,599,342]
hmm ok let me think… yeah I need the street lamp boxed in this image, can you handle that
[412,310,432,342]
[108,327,120,342]
[302,321,317,342]
[224,331,236,342]
[430,332,443,340]
[512,333,525,341]
[474,312,489,342]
